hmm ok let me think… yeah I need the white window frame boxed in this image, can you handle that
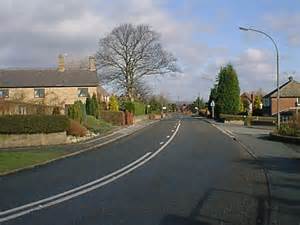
[297,97,300,106]
[34,88,45,98]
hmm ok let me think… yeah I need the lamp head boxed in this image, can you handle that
[239,26,249,31]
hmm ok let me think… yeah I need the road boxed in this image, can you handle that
[210,121,300,225]
[0,116,269,225]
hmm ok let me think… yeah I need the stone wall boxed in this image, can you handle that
[5,86,97,107]
[0,132,67,149]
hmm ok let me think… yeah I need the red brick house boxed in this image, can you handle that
[263,77,300,116]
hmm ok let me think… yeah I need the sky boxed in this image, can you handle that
[0,0,299,101]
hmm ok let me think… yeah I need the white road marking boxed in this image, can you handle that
[166,136,170,138]
[0,121,181,223]
[171,130,174,132]
[160,142,164,145]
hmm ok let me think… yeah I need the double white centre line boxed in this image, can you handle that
[0,121,181,223]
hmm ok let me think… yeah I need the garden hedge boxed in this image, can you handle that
[0,115,70,134]
[99,111,125,126]
[133,102,146,116]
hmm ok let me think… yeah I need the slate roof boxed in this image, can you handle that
[0,69,99,88]
[264,79,300,98]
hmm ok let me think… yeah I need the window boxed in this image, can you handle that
[297,98,300,106]
[78,88,89,97]
[34,88,45,98]
[0,89,9,98]
[263,98,270,107]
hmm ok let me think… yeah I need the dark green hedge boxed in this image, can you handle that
[0,115,70,134]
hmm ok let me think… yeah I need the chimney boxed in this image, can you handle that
[88,56,96,72]
[58,54,65,72]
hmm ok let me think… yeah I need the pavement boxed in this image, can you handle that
[0,115,277,225]
[205,118,300,225]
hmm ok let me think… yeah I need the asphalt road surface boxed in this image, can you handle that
[0,116,269,225]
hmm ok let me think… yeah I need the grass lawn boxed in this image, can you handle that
[84,115,115,134]
[0,149,69,174]
[0,116,115,175]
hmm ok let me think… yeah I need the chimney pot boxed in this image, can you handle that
[89,56,96,72]
[58,54,65,72]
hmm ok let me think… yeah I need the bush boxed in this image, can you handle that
[52,107,61,115]
[122,101,135,113]
[86,94,99,118]
[67,120,88,137]
[134,102,145,116]
[219,114,246,122]
[109,96,119,112]
[0,115,69,134]
[100,111,125,126]
[277,124,297,137]
[67,100,86,123]
[84,115,113,134]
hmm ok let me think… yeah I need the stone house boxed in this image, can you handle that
[0,55,109,112]
[263,77,300,116]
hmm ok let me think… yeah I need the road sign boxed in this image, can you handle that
[210,101,215,107]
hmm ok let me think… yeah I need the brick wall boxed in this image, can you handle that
[271,97,297,115]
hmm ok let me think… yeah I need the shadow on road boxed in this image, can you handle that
[159,187,267,225]
[240,156,300,223]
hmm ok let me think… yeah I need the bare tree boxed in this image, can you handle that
[96,24,178,101]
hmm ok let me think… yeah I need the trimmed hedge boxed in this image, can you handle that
[0,115,70,134]
[219,114,246,121]
[220,114,276,126]
[134,102,145,116]
[123,101,135,113]
[100,111,125,126]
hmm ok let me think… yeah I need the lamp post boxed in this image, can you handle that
[239,26,280,129]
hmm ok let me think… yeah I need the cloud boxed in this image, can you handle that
[264,12,300,47]
[200,48,278,96]
[0,0,223,101]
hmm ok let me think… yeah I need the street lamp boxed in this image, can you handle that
[239,26,281,129]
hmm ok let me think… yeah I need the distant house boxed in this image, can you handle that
[240,92,253,112]
[0,55,109,109]
[263,77,300,116]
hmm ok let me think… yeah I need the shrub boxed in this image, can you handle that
[67,100,86,123]
[100,111,125,125]
[84,115,113,134]
[91,93,99,118]
[67,120,88,137]
[277,123,297,137]
[133,102,145,116]
[122,101,135,113]
[85,95,92,115]
[109,95,119,112]
[0,115,69,134]
[52,107,61,115]
[219,114,246,122]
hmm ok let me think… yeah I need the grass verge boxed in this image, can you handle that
[0,149,69,175]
